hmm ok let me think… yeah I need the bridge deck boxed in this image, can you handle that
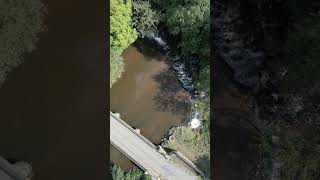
[0,157,29,180]
[110,112,199,180]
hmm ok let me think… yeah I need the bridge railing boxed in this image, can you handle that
[110,112,161,178]
[110,139,160,178]
[0,157,30,180]
[110,111,205,179]
[110,112,157,149]
[172,151,206,179]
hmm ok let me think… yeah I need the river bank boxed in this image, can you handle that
[109,0,210,178]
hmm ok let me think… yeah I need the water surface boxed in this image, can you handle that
[110,42,191,169]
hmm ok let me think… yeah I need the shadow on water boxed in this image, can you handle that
[134,39,166,62]
[110,42,191,169]
[152,68,190,118]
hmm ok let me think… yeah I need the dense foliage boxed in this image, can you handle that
[110,165,151,180]
[153,0,210,56]
[150,0,210,177]
[154,0,210,55]
[110,0,137,87]
[0,0,46,87]
[132,0,160,38]
[110,0,211,177]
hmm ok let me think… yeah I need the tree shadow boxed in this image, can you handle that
[133,39,166,62]
[152,68,191,119]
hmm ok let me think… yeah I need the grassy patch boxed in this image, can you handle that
[162,126,210,177]
[162,97,210,178]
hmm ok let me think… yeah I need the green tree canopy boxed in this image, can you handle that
[132,0,160,38]
[110,165,151,180]
[110,0,137,51]
[110,0,137,87]
[0,0,46,87]
[153,0,210,56]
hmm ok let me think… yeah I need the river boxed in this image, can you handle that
[0,0,107,179]
[110,41,191,170]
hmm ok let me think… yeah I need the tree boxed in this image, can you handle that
[152,0,210,56]
[0,0,46,87]
[110,0,137,87]
[110,49,125,86]
[110,0,137,50]
[110,165,151,180]
[132,0,160,38]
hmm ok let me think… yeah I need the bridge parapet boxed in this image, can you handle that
[110,112,157,149]
[0,157,31,180]
[110,112,202,180]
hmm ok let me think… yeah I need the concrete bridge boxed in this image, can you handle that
[110,112,201,180]
[0,157,31,180]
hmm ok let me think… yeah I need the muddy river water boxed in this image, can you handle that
[110,42,191,169]
[111,43,262,178]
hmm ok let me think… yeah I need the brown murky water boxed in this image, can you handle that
[110,42,191,169]
[0,1,106,179]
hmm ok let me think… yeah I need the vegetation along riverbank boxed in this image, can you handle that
[110,0,210,178]
[110,164,151,180]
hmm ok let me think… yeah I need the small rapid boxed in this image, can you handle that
[144,33,199,99]
[142,33,205,126]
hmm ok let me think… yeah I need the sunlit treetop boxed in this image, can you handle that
[110,0,137,51]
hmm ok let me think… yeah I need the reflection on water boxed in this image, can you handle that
[110,145,135,170]
[110,43,191,169]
